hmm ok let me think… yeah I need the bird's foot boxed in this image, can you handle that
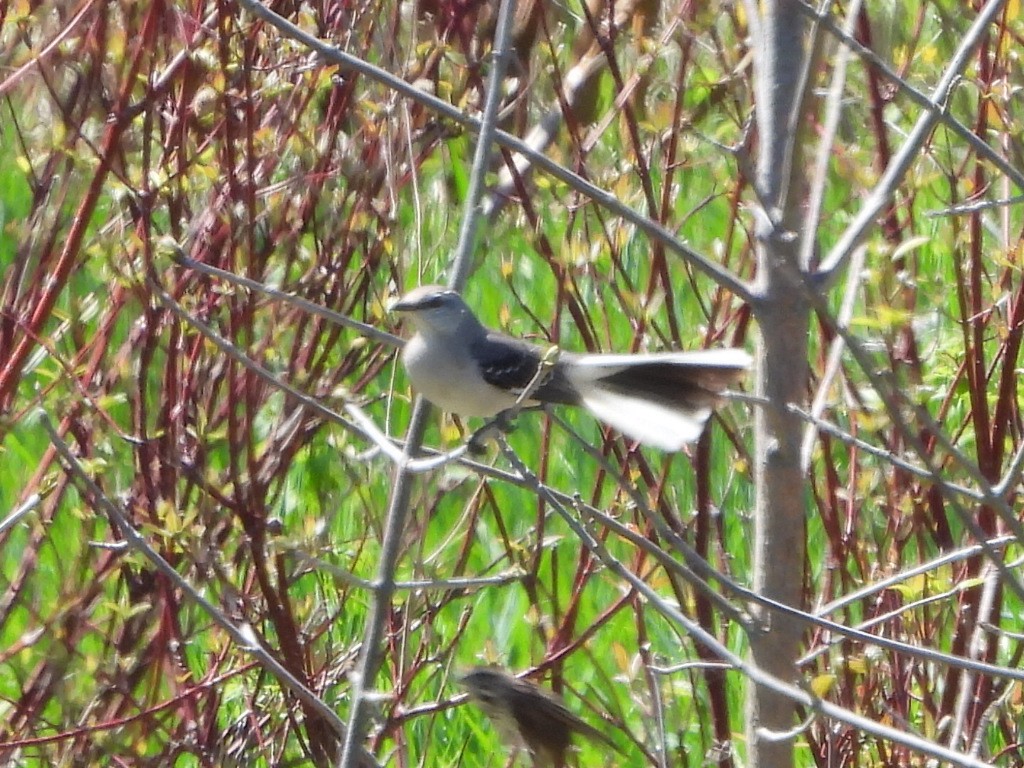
[493,409,519,433]
[467,411,520,456]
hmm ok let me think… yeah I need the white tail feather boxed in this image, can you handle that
[579,388,711,451]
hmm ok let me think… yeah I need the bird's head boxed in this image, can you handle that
[390,285,477,336]
[458,667,512,705]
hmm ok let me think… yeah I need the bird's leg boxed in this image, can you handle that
[467,427,494,456]
[466,405,548,455]
[467,413,514,455]
[494,408,518,433]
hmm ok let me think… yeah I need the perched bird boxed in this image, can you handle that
[460,666,616,767]
[391,285,749,450]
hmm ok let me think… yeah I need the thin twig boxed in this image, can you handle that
[172,249,404,349]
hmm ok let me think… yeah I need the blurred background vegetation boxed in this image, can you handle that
[1,0,1022,766]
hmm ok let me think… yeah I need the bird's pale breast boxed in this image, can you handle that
[401,335,520,416]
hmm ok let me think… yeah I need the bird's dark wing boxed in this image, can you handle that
[471,332,579,405]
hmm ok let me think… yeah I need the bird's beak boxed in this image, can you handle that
[389,296,413,313]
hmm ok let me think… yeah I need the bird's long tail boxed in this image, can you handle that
[566,349,751,450]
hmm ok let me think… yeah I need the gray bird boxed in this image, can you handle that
[391,285,749,450]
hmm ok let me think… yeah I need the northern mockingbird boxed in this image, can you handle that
[391,285,750,450]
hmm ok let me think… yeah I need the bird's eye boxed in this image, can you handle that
[418,296,446,309]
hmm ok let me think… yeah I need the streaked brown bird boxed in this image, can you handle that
[460,666,616,767]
